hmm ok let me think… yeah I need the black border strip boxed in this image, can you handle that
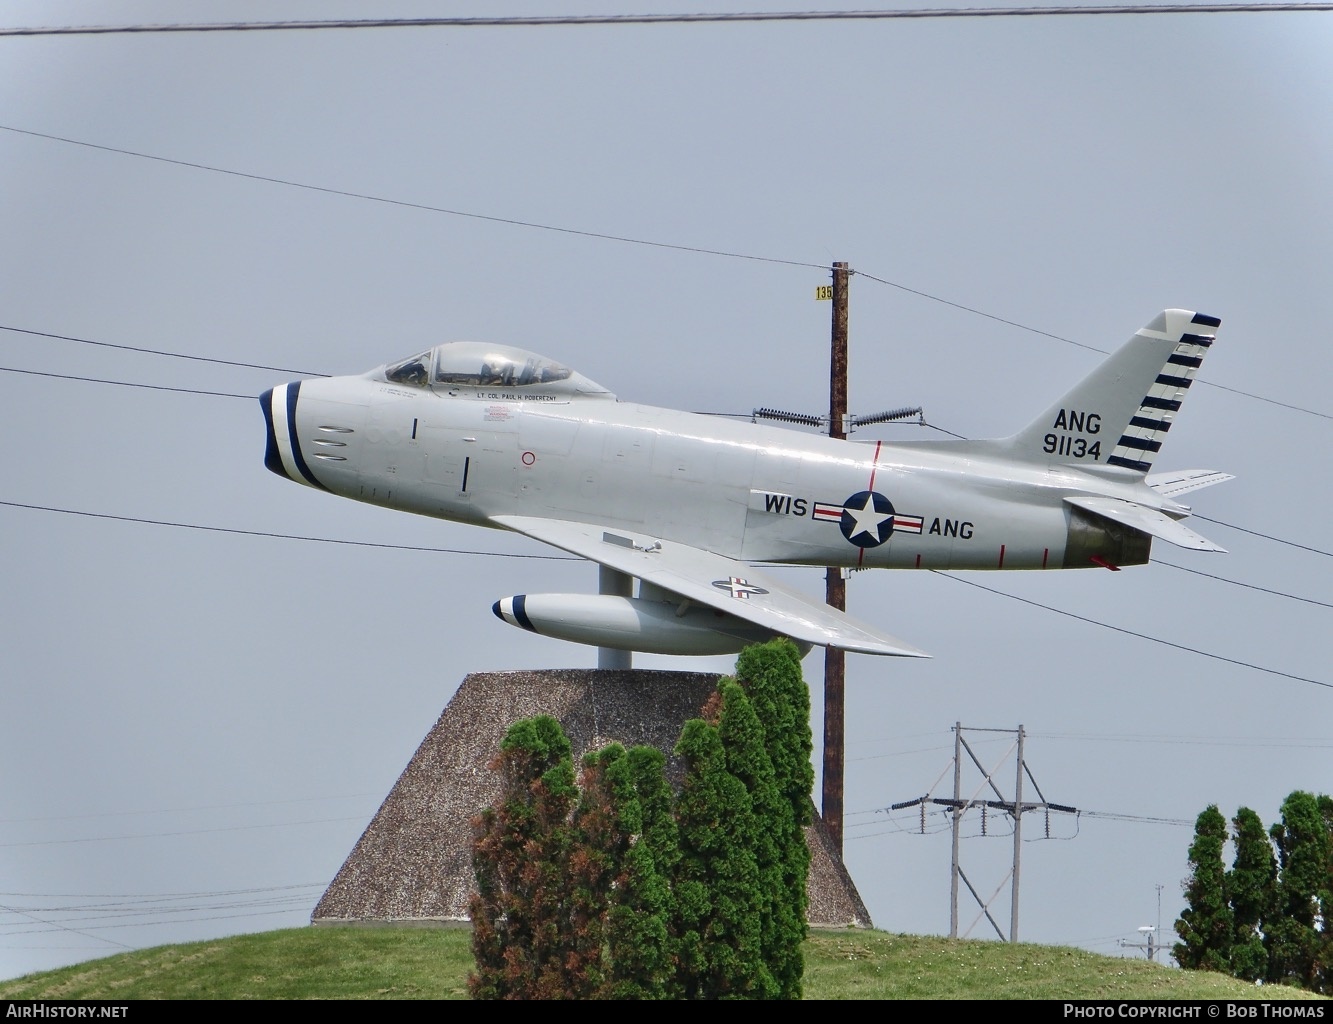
[260,388,288,478]
[1129,415,1172,432]
[511,594,537,632]
[1155,373,1194,389]
[1108,454,1152,472]
[1116,434,1162,452]
[1141,395,1182,412]
[284,381,329,491]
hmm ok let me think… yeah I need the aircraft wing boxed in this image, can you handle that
[1063,496,1226,552]
[490,514,929,658]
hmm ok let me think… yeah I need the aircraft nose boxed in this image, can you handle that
[259,386,284,478]
[260,381,326,489]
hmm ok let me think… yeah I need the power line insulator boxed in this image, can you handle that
[850,406,923,428]
[753,407,824,427]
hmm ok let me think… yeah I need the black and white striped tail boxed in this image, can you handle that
[1105,312,1219,474]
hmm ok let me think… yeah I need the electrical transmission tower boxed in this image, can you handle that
[891,722,1076,941]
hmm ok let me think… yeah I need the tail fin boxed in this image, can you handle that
[1004,309,1219,472]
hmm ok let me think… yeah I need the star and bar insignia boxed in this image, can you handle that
[816,491,923,548]
[710,576,770,599]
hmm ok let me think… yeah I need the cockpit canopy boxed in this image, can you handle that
[379,341,614,399]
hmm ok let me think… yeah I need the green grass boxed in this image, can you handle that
[0,926,1322,1000]
[801,931,1318,1000]
[0,928,475,1001]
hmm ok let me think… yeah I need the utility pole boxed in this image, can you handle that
[823,261,849,853]
[1120,886,1168,961]
[950,720,962,938]
[1123,927,1160,961]
[1011,724,1025,942]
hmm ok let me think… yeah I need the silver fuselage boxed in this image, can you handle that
[271,373,1160,572]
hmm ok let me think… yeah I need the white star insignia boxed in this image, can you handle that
[843,493,892,543]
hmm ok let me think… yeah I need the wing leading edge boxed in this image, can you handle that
[491,515,929,658]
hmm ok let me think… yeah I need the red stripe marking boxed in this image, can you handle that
[915,553,921,568]
[997,544,1006,569]
[866,439,883,492]
[1042,547,1049,569]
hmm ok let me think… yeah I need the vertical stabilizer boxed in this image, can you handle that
[1003,309,1219,472]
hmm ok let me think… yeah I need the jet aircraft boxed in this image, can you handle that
[261,309,1229,663]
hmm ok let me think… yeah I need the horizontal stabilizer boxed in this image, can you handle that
[1063,496,1226,552]
[1146,469,1235,498]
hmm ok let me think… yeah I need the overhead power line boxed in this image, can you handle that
[846,729,1333,763]
[5,123,1326,422]
[930,571,1331,690]
[1,358,1328,595]
[0,904,311,938]
[1029,731,1333,749]
[1079,810,1194,827]
[850,804,1196,836]
[856,271,1102,354]
[1,894,313,923]
[0,325,322,376]
[0,883,321,901]
[0,816,368,849]
[4,5,1333,36]
[1154,558,1332,608]
[0,365,255,399]
[1193,380,1332,419]
[854,272,1332,421]
[0,124,821,271]
[0,792,381,827]
[2,343,1328,571]
[0,904,131,951]
[0,498,1322,688]
[0,883,324,942]
[0,499,580,561]
[1193,514,1333,557]
[0,362,975,441]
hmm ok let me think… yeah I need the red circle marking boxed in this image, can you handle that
[521,451,536,466]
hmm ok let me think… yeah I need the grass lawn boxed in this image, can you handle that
[0,926,1321,1001]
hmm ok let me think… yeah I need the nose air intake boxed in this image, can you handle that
[260,387,285,478]
[259,382,327,490]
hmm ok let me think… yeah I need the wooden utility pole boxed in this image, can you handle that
[822,261,850,852]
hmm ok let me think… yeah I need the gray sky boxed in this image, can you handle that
[1,0,1329,980]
